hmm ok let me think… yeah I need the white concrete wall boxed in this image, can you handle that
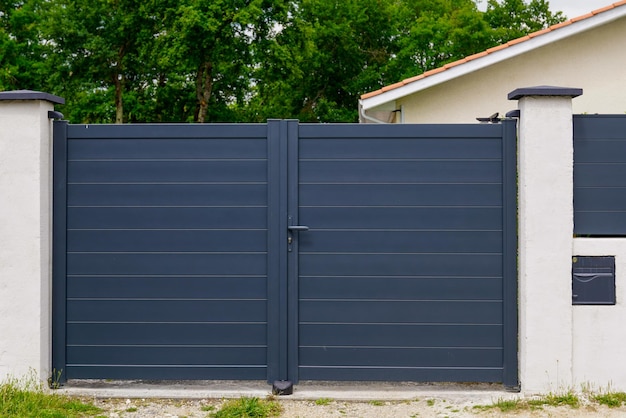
[515,89,626,394]
[572,239,626,391]
[0,99,54,381]
[393,17,626,123]
[515,93,575,393]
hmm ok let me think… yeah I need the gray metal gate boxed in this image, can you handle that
[53,120,517,386]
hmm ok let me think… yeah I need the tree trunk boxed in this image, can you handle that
[195,61,213,123]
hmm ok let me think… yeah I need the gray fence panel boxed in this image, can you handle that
[574,115,626,235]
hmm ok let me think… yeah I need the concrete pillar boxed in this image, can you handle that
[508,86,582,393]
[0,90,64,382]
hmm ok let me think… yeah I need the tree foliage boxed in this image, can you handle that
[0,0,566,123]
[484,0,564,44]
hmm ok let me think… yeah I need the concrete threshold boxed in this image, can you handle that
[57,380,520,402]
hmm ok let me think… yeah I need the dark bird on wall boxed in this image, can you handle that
[476,112,501,123]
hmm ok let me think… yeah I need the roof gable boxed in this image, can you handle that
[360,1,626,110]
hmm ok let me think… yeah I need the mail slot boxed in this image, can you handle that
[572,256,615,305]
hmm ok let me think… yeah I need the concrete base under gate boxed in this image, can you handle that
[56,380,514,401]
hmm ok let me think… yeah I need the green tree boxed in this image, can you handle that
[162,0,288,122]
[1,0,566,123]
[392,0,492,79]
[0,0,47,90]
[248,0,399,122]
[42,0,158,123]
[484,0,565,44]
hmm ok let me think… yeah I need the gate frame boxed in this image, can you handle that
[501,118,519,389]
[50,118,518,387]
[52,120,69,383]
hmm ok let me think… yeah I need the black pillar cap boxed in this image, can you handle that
[0,90,65,104]
[508,86,583,100]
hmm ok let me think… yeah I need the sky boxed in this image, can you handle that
[547,0,617,18]
[476,0,616,19]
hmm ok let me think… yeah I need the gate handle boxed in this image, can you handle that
[288,225,309,231]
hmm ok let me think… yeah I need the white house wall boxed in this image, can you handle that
[394,17,626,123]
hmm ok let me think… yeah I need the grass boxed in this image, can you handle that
[474,398,524,413]
[210,397,282,418]
[369,400,384,406]
[0,377,103,418]
[530,392,579,408]
[474,391,581,412]
[314,397,332,405]
[594,391,626,407]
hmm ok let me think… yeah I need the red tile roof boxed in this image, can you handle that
[361,1,626,100]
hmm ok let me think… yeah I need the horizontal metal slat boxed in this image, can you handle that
[68,207,267,229]
[67,323,267,345]
[299,324,502,347]
[299,160,501,183]
[299,254,502,277]
[299,347,502,368]
[68,138,267,159]
[574,115,626,140]
[68,184,267,206]
[298,123,503,140]
[575,212,626,235]
[299,207,502,230]
[299,300,502,324]
[67,346,266,366]
[68,230,267,252]
[574,187,626,211]
[67,124,267,140]
[299,184,502,206]
[67,276,267,299]
[68,160,267,183]
[298,231,501,253]
[67,300,267,322]
[299,277,502,300]
[575,164,626,187]
[65,365,267,380]
[298,366,502,382]
[67,253,266,275]
[299,137,501,159]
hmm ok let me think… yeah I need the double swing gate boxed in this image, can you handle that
[53,119,518,387]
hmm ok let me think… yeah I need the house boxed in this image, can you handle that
[359,1,626,123]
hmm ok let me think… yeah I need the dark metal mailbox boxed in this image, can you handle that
[572,256,615,305]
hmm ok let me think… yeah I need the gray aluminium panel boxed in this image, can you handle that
[62,123,270,380]
[574,115,626,235]
[295,123,507,383]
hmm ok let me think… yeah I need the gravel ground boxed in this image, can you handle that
[60,380,626,417]
[88,394,626,417]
